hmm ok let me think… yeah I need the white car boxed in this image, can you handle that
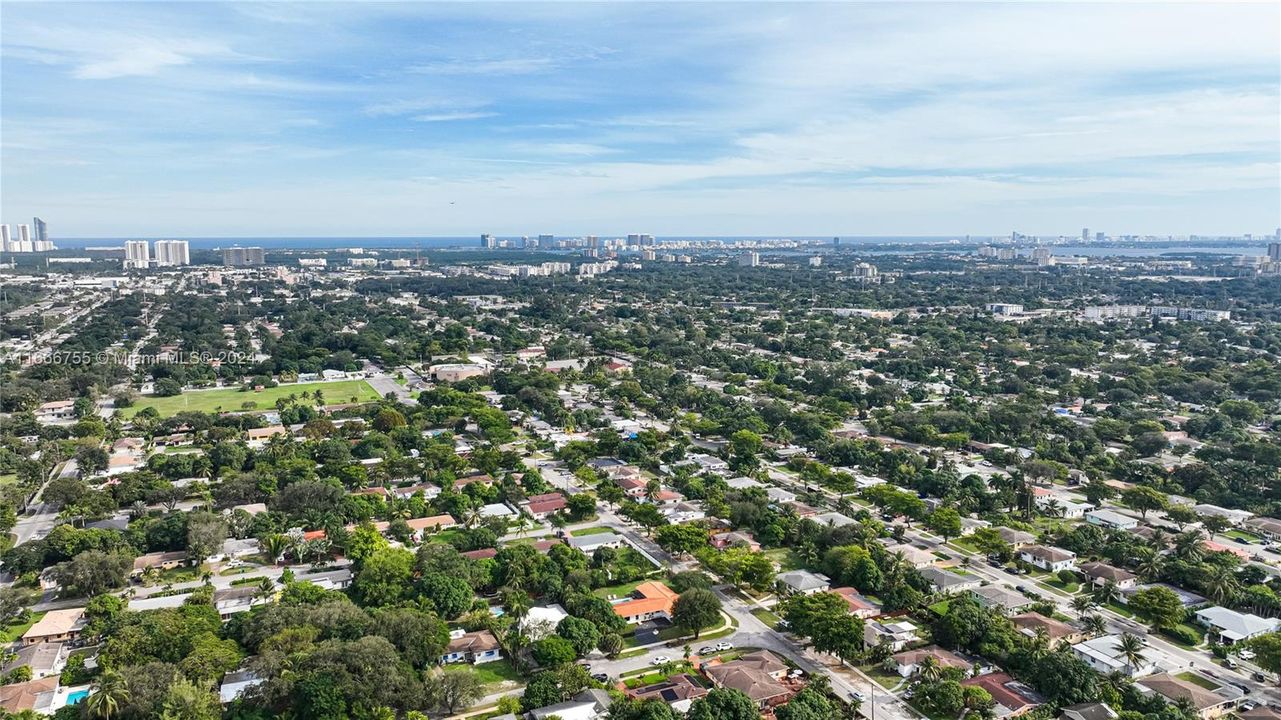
[652,655,670,665]
[715,642,733,651]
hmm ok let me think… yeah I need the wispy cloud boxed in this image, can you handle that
[407,57,558,76]
[411,111,498,123]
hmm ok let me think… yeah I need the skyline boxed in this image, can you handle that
[2,2,1280,237]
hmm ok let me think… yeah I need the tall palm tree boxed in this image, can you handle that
[1082,614,1109,637]
[87,669,130,720]
[917,655,942,683]
[1137,552,1165,583]
[1207,566,1241,605]
[261,533,288,564]
[1092,580,1121,607]
[1114,633,1146,673]
[1071,595,1097,615]
[1174,529,1205,563]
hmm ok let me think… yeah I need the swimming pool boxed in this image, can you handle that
[67,690,90,705]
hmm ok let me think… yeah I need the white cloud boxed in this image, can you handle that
[411,112,499,122]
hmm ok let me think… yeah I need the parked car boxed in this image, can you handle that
[789,669,806,678]
[715,642,733,651]
[592,673,609,683]
[1253,672,1268,682]
[652,656,670,665]
[1235,537,1250,544]
[699,646,715,655]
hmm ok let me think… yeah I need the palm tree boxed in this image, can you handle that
[1082,614,1108,637]
[1071,595,1097,615]
[1174,529,1205,563]
[1114,633,1146,673]
[1207,566,1240,605]
[87,669,130,720]
[255,577,276,603]
[917,655,942,683]
[261,534,288,564]
[1092,580,1121,607]
[1136,552,1165,583]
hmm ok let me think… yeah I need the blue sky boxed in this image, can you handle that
[2,2,1278,237]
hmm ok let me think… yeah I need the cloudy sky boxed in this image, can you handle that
[2,2,1278,237]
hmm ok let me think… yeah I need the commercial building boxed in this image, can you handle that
[481,233,497,248]
[737,251,759,267]
[223,246,266,266]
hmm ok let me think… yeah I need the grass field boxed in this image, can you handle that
[1176,672,1220,690]
[750,607,783,629]
[0,611,46,643]
[471,659,522,687]
[125,380,380,417]
[569,526,615,537]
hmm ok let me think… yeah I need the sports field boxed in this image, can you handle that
[124,380,380,418]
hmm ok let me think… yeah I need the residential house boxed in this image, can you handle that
[34,400,77,425]
[1246,517,1281,542]
[1085,509,1139,531]
[131,550,189,577]
[1011,612,1081,643]
[616,476,650,499]
[21,608,86,646]
[777,570,831,595]
[1194,607,1281,646]
[1078,562,1137,589]
[920,566,981,594]
[0,676,60,714]
[441,630,503,665]
[998,527,1037,548]
[885,544,937,569]
[1071,634,1159,677]
[220,670,264,704]
[478,502,517,520]
[1121,583,1206,608]
[246,425,288,447]
[1,643,65,679]
[963,673,1043,718]
[298,568,352,590]
[1060,703,1119,720]
[864,618,920,652]
[528,689,614,720]
[766,487,797,504]
[725,476,764,490]
[627,674,709,713]
[214,586,269,618]
[567,532,625,554]
[891,646,970,678]
[710,531,761,553]
[702,651,793,709]
[813,511,856,528]
[523,493,568,520]
[971,586,1033,615]
[522,604,570,640]
[612,582,679,624]
[1137,674,1233,719]
[831,587,880,619]
[405,514,457,540]
[1019,545,1077,572]
[1193,504,1253,527]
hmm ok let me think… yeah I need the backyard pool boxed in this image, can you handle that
[67,690,90,705]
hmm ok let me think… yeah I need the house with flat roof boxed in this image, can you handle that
[1071,634,1158,677]
[567,532,625,554]
[1194,504,1253,526]
[521,604,570,640]
[1,643,65,679]
[1085,509,1139,531]
[1060,703,1118,720]
[864,618,919,652]
[528,689,613,720]
[1246,517,1281,541]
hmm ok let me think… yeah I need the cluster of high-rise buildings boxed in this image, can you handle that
[222,247,266,266]
[1083,305,1231,322]
[124,239,191,269]
[0,217,55,253]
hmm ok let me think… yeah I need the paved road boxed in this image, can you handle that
[367,372,415,403]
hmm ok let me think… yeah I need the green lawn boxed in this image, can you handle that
[0,474,18,486]
[1176,672,1220,690]
[125,380,380,417]
[763,548,803,571]
[594,579,655,600]
[1104,601,1134,617]
[471,659,522,686]
[1225,530,1262,543]
[0,611,46,643]
[570,526,616,537]
[751,607,783,629]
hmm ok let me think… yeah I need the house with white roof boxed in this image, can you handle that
[1071,634,1159,677]
[1195,607,1281,646]
[1085,509,1139,531]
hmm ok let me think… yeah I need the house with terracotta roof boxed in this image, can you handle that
[1137,674,1233,719]
[616,476,649,498]
[0,676,60,714]
[710,531,761,552]
[441,630,503,665]
[891,646,970,678]
[612,581,680,624]
[963,673,1043,717]
[702,651,793,708]
[405,514,458,540]
[831,587,880,618]
[1011,612,1082,643]
[524,493,568,520]
[461,548,498,561]
[22,608,86,646]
